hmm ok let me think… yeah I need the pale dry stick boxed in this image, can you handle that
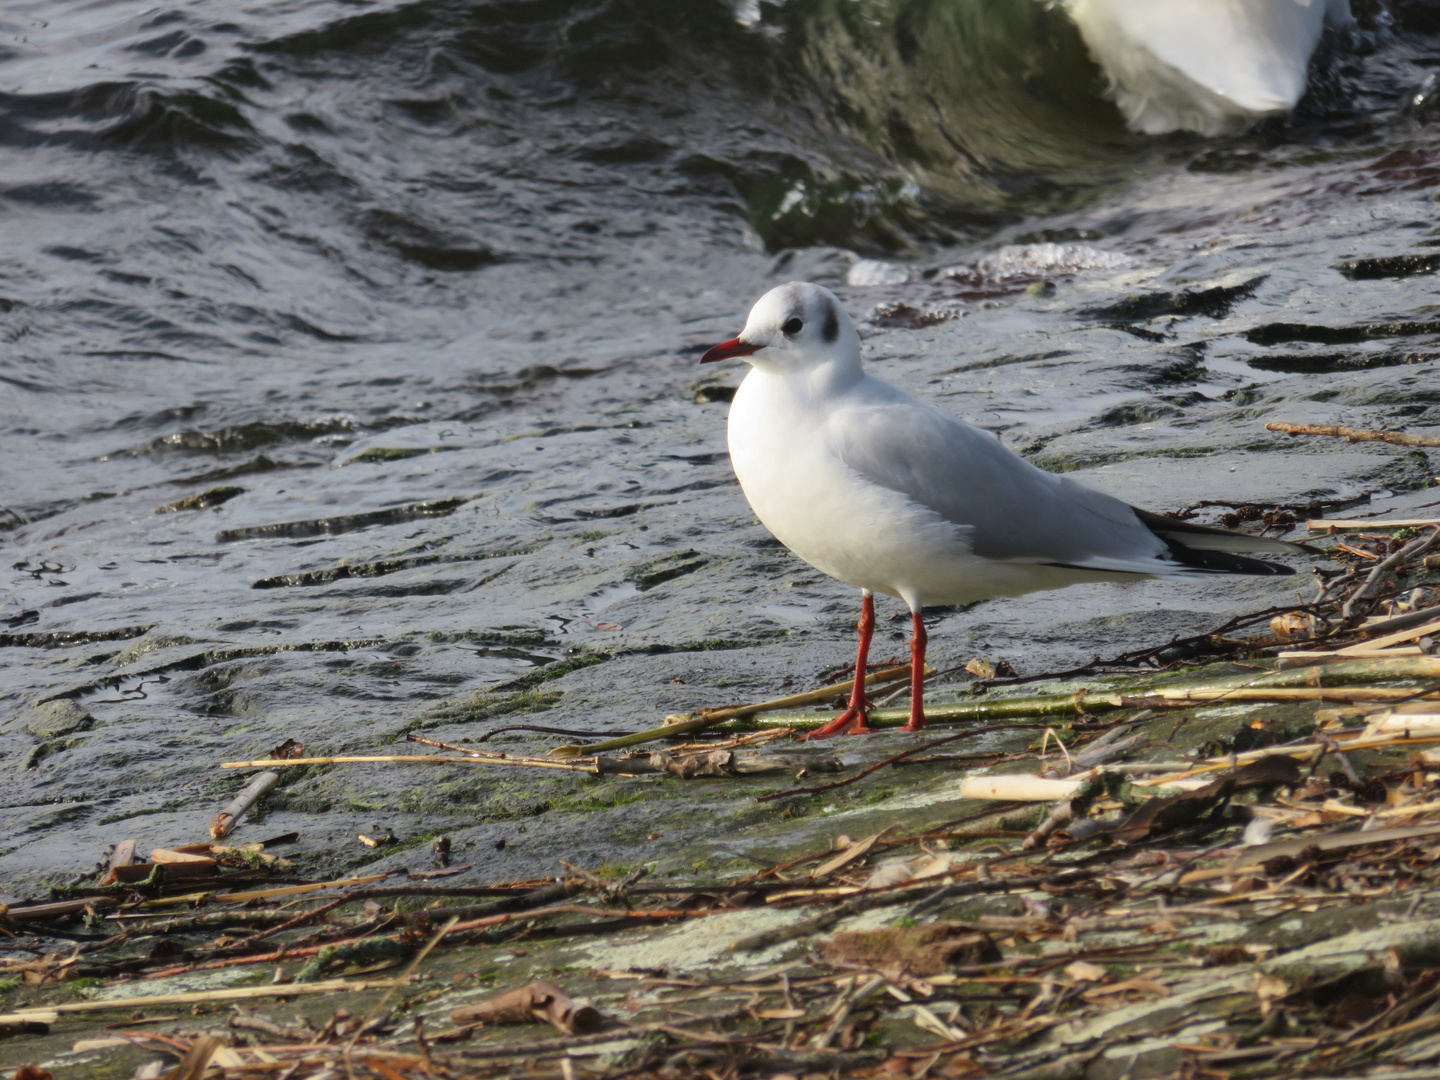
[816,975,886,1048]
[221,753,601,772]
[203,871,398,906]
[959,775,1084,802]
[1135,732,1440,786]
[1339,617,1440,653]
[1309,518,1440,533]
[0,977,407,1024]
[1353,603,1440,636]
[590,656,1440,739]
[1022,799,1077,850]
[1152,685,1440,704]
[433,1030,650,1062]
[1267,421,1440,447]
[550,663,917,756]
[1342,526,1440,620]
[1277,648,1425,663]
[1037,728,1074,776]
[412,731,818,776]
[210,770,278,839]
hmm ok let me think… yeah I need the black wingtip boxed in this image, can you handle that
[1163,545,1296,576]
[1132,508,1297,576]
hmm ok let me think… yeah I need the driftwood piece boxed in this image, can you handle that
[1023,799,1078,849]
[212,770,278,838]
[99,839,137,886]
[144,849,218,880]
[2,897,121,922]
[1267,421,1440,447]
[959,775,1084,802]
[450,981,602,1034]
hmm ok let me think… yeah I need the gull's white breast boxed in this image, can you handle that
[726,367,1095,607]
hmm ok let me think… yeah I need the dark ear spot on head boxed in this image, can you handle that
[822,305,839,344]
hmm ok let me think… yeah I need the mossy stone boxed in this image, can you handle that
[16,700,95,739]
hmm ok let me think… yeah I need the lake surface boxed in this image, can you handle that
[3,0,1439,896]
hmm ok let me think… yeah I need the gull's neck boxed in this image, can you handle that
[751,351,864,404]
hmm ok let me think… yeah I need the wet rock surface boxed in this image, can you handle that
[5,192,1440,898]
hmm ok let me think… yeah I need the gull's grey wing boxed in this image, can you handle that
[827,395,1297,575]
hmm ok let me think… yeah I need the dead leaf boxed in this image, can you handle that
[862,858,918,890]
[965,657,997,679]
[964,658,1015,679]
[1232,755,1303,787]
[160,1035,223,1080]
[269,738,305,760]
[910,854,956,882]
[810,825,896,881]
[1112,777,1235,843]
[1064,960,1107,982]
[1271,612,1315,638]
[1254,972,1289,1017]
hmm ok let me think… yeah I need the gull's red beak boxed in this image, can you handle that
[699,336,757,364]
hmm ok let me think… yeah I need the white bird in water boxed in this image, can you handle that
[1064,0,1353,135]
[702,282,1299,738]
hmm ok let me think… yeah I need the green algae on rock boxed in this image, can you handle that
[155,486,245,513]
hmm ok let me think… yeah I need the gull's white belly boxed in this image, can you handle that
[727,373,1083,606]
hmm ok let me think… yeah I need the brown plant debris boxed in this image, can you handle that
[822,924,1001,977]
[9,520,1440,1078]
[450,981,603,1035]
[1267,419,1440,447]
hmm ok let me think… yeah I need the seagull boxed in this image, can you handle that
[701,282,1299,738]
[1063,0,1353,135]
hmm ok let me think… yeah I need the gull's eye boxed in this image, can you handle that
[782,317,804,336]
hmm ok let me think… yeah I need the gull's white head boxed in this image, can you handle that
[700,281,860,375]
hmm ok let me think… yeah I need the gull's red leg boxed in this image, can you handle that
[802,592,875,739]
[902,609,927,732]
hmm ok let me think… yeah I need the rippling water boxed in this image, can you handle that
[3,0,1440,894]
